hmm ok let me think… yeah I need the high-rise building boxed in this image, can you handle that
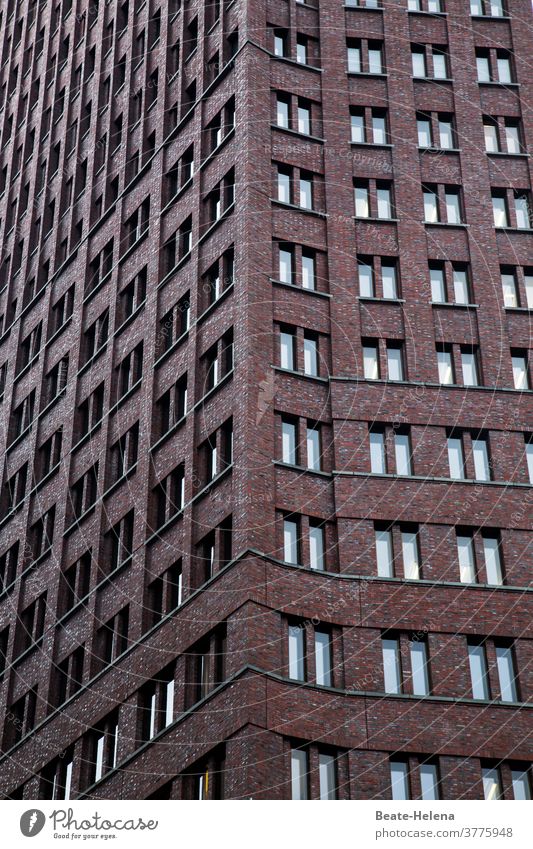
[0,0,532,801]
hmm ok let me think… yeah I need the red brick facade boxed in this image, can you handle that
[0,0,532,800]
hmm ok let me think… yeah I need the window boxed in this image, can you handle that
[139,665,175,741]
[45,356,69,404]
[511,767,531,800]
[0,542,19,591]
[472,435,491,481]
[363,342,379,379]
[382,635,401,693]
[16,593,47,655]
[41,751,74,800]
[515,193,531,229]
[303,334,318,376]
[309,522,325,571]
[273,29,288,58]
[302,251,316,290]
[468,641,490,699]
[82,310,109,364]
[347,39,384,74]
[70,464,98,520]
[284,517,300,564]
[525,439,533,483]
[299,173,313,209]
[501,269,518,307]
[296,37,307,65]
[390,760,410,800]
[315,631,332,686]
[288,624,305,681]
[291,749,309,800]
[116,343,143,399]
[145,560,183,626]
[276,94,290,128]
[31,507,56,559]
[370,430,386,473]
[87,712,119,785]
[277,167,291,203]
[495,642,517,702]
[511,351,529,389]
[375,527,393,576]
[157,376,188,436]
[447,435,465,479]
[154,464,185,528]
[461,347,479,386]
[484,117,521,155]
[119,267,147,321]
[471,0,505,14]
[61,552,91,614]
[402,529,420,579]
[410,636,430,695]
[412,47,426,77]
[457,533,476,583]
[386,344,403,381]
[110,424,139,482]
[430,263,446,302]
[306,425,321,471]
[160,293,190,351]
[420,762,440,800]
[104,511,134,573]
[492,191,508,227]
[483,535,503,585]
[437,346,454,384]
[351,108,388,145]
[297,101,311,135]
[482,766,502,800]
[394,431,412,475]
[355,183,369,217]
[97,607,129,666]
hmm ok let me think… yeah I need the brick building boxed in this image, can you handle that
[0,0,532,801]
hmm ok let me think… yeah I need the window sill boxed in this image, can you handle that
[150,415,187,455]
[102,464,138,501]
[419,146,460,154]
[431,300,479,309]
[198,201,236,244]
[413,76,453,84]
[157,251,192,291]
[336,470,532,489]
[161,176,194,215]
[191,463,233,506]
[146,508,183,545]
[424,220,468,228]
[197,281,234,324]
[115,300,147,337]
[504,305,532,313]
[198,126,235,173]
[486,150,529,158]
[118,228,149,265]
[351,140,393,149]
[354,216,398,223]
[495,226,533,233]
[271,124,324,144]
[63,503,97,538]
[471,13,510,19]
[72,420,103,453]
[271,278,332,299]
[109,379,143,416]
[273,460,331,479]
[407,8,447,15]
[348,71,388,79]
[272,199,327,219]
[344,3,383,11]
[271,53,323,73]
[154,330,190,369]
[478,80,519,88]
[274,365,328,384]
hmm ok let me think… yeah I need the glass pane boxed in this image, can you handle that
[368,49,382,74]
[515,196,530,229]
[505,124,520,153]
[377,188,391,219]
[291,750,308,799]
[370,432,386,473]
[417,119,432,147]
[495,645,517,702]
[430,267,446,302]
[279,248,293,283]
[402,531,419,579]
[484,123,499,152]
[501,273,517,307]
[410,640,429,695]
[288,626,305,680]
[363,346,379,379]
[511,769,531,800]
[497,57,511,83]
[412,51,426,77]
[394,434,411,475]
[382,264,397,298]
[382,638,401,693]
[492,196,507,227]
[277,99,289,128]
[438,350,454,384]
[375,529,393,577]
[355,186,369,217]
[472,439,490,480]
[524,275,533,308]
[284,520,298,564]
[304,338,318,376]
[300,179,312,209]
[512,356,527,389]
[526,443,533,484]
[483,537,503,585]
[282,421,297,464]
[309,525,325,570]
[390,761,409,800]
[445,193,461,224]
[280,332,294,370]
[319,753,336,800]
[439,120,453,149]
[351,114,365,143]
[468,644,489,699]
[315,632,332,686]
[457,535,476,583]
[277,171,290,203]
[424,192,438,223]
[297,107,310,135]
[447,437,464,478]
[461,351,478,386]
[433,53,447,79]
[453,269,469,303]
[476,56,490,81]
[165,679,175,727]
[348,47,361,73]
[306,427,321,470]
[387,347,403,381]
[358,260,374,297]
[302,253,316,290]
[372,115,386,144]
[482,767,502,800]
[420,763,439,800]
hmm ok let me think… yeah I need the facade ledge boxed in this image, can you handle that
[271,277,331,298]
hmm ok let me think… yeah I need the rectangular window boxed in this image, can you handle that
[430,265,446,302]
[354,184,369,217]
[511,769,531,800]
[394,432,412,476]
[501,270,518,307]
[482,766,502,800]
[363,344,379,379]
[390,761,410,800]
[301,252,316,290]
[370,431,386,474]
[472,437,490,481]
[468,642,490,699]
[375,528,393,577]
[512,353,528,389]
[303,336,318,376]
[309,524,325,571]
[291,749,308,800]
[410,638,430,695]
[284,519,299,564]
[461,349,478,386]
[315,631,332,687]
[495,644,517,702]
[447,436,465,479]
[438,349,454,384]
[319,753,336,800]
[279,246,293,284]
[525,441,533,483]
[382,636,401,693]
[401,530,419,579]
[382,263,398,299]
[358,259,374,297]
[276,96,290,128]
[280,331,295,370]
[483,536,503,585]
[288,625,305,681]
[457,534,476,583]
[420,763,440,800]
[282,419,297,465]
[386,345,403,381]
[306,426,321,471]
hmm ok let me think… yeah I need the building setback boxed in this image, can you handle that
[0,0,532,801]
